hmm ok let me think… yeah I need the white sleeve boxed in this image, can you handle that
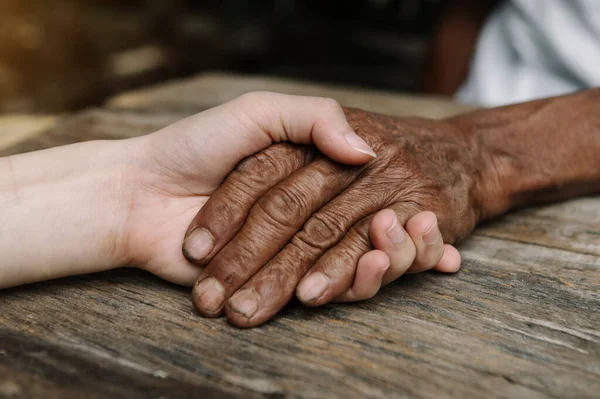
[457,0,600,107]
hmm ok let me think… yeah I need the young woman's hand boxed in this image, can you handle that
[0,92,378,288]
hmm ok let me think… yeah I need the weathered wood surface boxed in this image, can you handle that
[1,73,599,399]
[106,72,477,118]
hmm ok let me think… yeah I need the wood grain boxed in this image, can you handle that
[106,72,476,118]
[476,200,600,256]
[0,73,598,399]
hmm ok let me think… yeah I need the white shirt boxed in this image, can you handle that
[457,0,600,106]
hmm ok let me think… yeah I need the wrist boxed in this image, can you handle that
[448,89,600,221]
[451,110,546,221]
[0,139,138,288]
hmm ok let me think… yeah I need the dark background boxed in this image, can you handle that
[0,0,446,113]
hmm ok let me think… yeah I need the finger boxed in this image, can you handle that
[159,93,375,189]
[224,241,311,328]
[183,144,314,264]
[295,216,372,306]
[182,93,375,266]
[296,202,420,307]
[368,209,417,285]
[230,92,377,164]
[191,158,361,317]
[334,218,460,303]
[223,219,377,327]
[147,255,203,287]
[432,244,461,273]
[332,210,450,303]
[331,250,390,303]
[220,179,389,324]
[404,211,445,274]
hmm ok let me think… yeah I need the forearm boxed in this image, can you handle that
[449,89,600,219]
[0,140,133,289]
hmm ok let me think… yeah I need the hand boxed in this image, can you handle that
[185,108,485,327]
[121,93,379,285]
[0,92,376,288]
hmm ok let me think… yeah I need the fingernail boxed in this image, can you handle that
[423,223,441,245]
[385,216,405,244]
[193,277,225,316]
[345,132,377,158]
[229,289,260,320]
[184,228,214,261]
[297,272,328,303]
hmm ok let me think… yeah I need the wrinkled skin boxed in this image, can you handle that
[186,108,488,327]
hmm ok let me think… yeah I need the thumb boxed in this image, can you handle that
[229,91,376,165]
[149,92,376,189]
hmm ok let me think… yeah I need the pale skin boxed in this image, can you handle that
[0,92,454,303]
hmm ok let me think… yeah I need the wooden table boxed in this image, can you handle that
[1,73,599,399]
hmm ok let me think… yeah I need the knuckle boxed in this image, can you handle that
[432,242,445,263]
[349,222,371,246]
[236,91,268,104]
[221,178,257,204]
[235,144,311,182]
[389,237,417,271]
[405,240,418,263]
[258,145,299,172]
[294,211,346,251]
[254,185,307,228]
[419,242,444,268]
[335,223,372,261]
[390,254,416,277]
[319,97,342,111]
[203,190,250,227]
[220,269,243,289]
[377,145,404,162]
[209,243,261,286]
[201,197,248,228]
[236,148,281,173]
[256,264,298,291]
[234,153,280,186]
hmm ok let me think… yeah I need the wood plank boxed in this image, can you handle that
[0,329,240,399]
[106,72,476,119]
[1,74,598,398]
[475,201,600,256]
[0,232,598,398]
[0,109,182,157]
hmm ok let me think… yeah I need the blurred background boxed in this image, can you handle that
[0,0,494,114]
